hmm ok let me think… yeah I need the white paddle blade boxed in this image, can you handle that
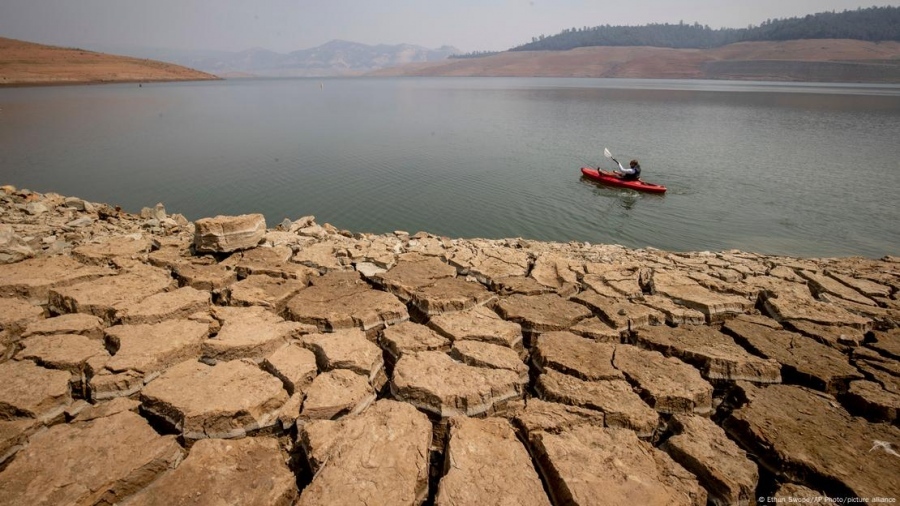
[604,148,612,158]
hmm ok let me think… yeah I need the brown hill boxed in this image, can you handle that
[0,37,219,86]
[369,39,900,83]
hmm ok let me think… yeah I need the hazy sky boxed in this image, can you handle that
[1,0,897,53]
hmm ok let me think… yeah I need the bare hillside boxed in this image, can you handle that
[0,37,219,86]
[370,40,900,83]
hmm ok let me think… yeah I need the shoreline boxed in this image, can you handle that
[1,184,898,503]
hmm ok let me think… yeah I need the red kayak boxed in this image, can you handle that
[580,167,667,194]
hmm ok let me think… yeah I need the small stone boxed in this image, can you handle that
[193,213,267,253]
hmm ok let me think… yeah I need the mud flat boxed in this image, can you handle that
[1,184,899,505]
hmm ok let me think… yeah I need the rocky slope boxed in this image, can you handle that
[0,37,219,86]
[0,184,898,504]
[370,39,900,83]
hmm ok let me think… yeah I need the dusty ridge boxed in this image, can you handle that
[370,39,900,83]
[0,37,219,86]
[0,183,899,504]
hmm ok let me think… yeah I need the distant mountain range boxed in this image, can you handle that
[83,40,460,78]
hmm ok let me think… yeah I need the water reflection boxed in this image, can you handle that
[578,175,665,211]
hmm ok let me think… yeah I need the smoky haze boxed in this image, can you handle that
[0,0,896,53]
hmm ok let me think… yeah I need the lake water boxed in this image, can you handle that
[2,77,899,258]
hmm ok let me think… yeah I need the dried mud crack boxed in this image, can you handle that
[0,184,899,505]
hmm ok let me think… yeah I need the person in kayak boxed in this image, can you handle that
[610,157,641,181]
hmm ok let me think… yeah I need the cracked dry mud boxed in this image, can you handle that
[1,185,899,505]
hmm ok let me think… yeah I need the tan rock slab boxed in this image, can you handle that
[102,319,209,377]
[786,319,866,349]
[16,333,108,381]
[204,305,310,363]
[581,272,629,298]
[21,313,104,340]
[72,397,141,423]
[450,340,529,381]
[491,275,556,296]
[172,262,238,291]
[219,244,303,279]
[634,325,782,383]
[427,305,524,356]
[773,483,827,502]
[723,318,863,393]
[0,360,72,421]
[762,289,871,330]
[291,240,344,271]
[299,368,375,420]
[118,286,210,324]
[193,213,266,253]
[843,380,900,423]
[725,384,900,500]
[494,293,592,333]
[527,425,707,506]
[0,255,113,303]
[661,414,759,506]
[0,297,44,335]
[0,418,38,466]
[528,253,581,295]
[532,330,623,381]
[0,411,184,506]
[535,369,658,438]
[868,328,900,360]
[120,437,297,506]
[48,265,173,323]
[285,270,409,331]
[297,399,431,506]
[826,270,892,298]
[651,271,753,322]
[140,359,288,439]
[435,416,551,506]
[448,243,530,284]
[380,321,451,363]
[262,342,318,395]
[301,329,386,389]
[798,269,877,306]
[392,351,527,417]
[614,345,714,415]
[570,290,664,331]
[569,317,622,342]
[510,398,606,434]
[408,277,496,316]
[222,273,308,312]
[373,253,457,301]
[639,294,707,326]
[71,234,152,266]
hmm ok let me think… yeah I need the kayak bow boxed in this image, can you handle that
[580,167,667,194]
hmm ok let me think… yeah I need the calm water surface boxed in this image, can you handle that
[1,77,899,258]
